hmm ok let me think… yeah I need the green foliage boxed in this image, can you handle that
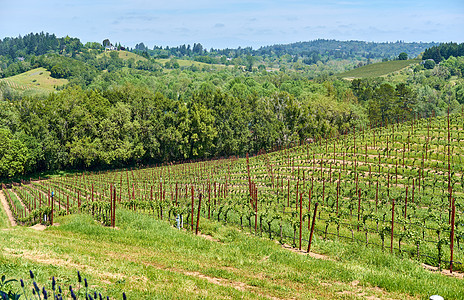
[424,60,436,70]
[398,52,408,60]
[0,128,29,178]
[0,32,462,179]
[423,42,464,63]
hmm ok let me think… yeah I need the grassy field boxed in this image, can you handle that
[0,67,68,93]
[98,50,148,62]
[338,59,420,79]
[1,209,462,299]
[154,58,226,69]
[98,50,227,69]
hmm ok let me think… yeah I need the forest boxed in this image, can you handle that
[0,33,463,179]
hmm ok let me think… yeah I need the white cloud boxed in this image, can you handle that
[0,0,462,48]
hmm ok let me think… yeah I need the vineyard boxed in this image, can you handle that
[2,110,464,276]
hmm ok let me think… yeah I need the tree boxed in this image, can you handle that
[424,60,436,69]
[102,39,111,48]
[246,55,255,72]
[398,52,408,60]
[0,128,30,178]
[187,103,217,157]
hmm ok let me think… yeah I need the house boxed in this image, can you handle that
[105,45,117,51]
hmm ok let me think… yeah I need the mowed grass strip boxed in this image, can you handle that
[338,59,420,79]
[1,209,463,299]
[0,192,10,229]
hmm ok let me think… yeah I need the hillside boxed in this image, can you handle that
[256,40,438,60]
[98,50,148,62]
[155,58,227,69]
[1,111,464,298]
[0,67,68,93]
[338,59,420,79]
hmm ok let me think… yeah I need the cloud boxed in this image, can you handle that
[0,0,462,49]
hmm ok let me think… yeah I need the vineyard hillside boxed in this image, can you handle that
[1,112,464,298]
[0,67,68,93]
[338,59,420,79]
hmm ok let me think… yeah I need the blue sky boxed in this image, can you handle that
[0,0,463,49]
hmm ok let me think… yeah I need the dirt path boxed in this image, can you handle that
[0,190,17,227]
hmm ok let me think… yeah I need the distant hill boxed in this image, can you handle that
[256,40,438,61]
[0,67,67,93]
[337,59,420,79]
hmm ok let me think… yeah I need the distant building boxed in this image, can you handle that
[105,45,117,51]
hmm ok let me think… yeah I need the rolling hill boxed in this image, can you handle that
[0,67,68,93]
[98,50,148,62]
[338,59,420,79]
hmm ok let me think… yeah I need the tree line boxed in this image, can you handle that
[0,33,463,179]
[0,79,359,178]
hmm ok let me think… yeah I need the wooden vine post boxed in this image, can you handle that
[254,184,258,234]
[404,187,408,219]
[336,180,339,215]
[357,188,361,231]
[299,193,303,250]
[112,186,116,228]
[50,191,54,226]
[190,186,195,231]
[390,199,395,254]
[195,193,202,235]
[450,197,456,273]
[208,181,211,219]
[307,202,318,253]
[448,106,452,217]
[308,189,312,230]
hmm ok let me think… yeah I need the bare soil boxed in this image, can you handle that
[0,190,17,226]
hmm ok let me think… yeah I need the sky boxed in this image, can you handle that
[0,0,463,49]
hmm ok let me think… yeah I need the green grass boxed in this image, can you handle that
[1,209,462,299]
[0,67,68,93]
[98,50,148,62]
[98,51,227,69]
[338,59,420,79]
[0,193,10,229]
[154,58,224,68]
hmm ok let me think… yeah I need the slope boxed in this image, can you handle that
[2,111,464,298]
[0,67,68,93]
[338,59,420,79]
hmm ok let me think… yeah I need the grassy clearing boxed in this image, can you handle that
[0,67,68,94]
[154,58,224,69]
[98,50,148,62]
[338,59,420,79]
[0,209,462,299]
